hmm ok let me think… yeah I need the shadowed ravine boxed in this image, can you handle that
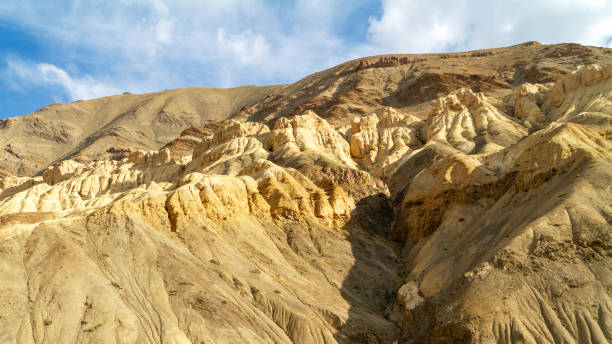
[335,193,400,343]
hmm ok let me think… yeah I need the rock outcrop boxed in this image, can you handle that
[348,107,422,178]
[266,111,358,169]
[427,88,527,154]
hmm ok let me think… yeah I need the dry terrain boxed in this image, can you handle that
[0,42,611,344]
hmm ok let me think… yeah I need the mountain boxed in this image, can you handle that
[0,85,281,177]
[0,42,611,344]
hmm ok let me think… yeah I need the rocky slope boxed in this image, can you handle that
[0,43,611,344]
[233,41,612,126]
[0,86,281,177]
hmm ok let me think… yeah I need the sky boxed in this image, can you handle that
[1,0,611,118]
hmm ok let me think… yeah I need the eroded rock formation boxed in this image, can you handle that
[0,44,611,344]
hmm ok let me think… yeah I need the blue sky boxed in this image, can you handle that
[1,0,611,118]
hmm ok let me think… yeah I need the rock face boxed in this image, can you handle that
[427,88,527,153]
[349,107,422,178]
[0,44,611,344]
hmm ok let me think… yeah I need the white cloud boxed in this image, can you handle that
[0,0,356,95]
[37,63,119,100]
[5,57,119,101]
[366,1,467,53]
[151,0,174,45]
[216,29,270,66]
[365,0,612,54]
[155,18,174,44]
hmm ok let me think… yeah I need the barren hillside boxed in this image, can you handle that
[0,42,611,344]
[0,85,281,177]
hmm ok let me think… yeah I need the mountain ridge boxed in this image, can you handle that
[2,42,611,178]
